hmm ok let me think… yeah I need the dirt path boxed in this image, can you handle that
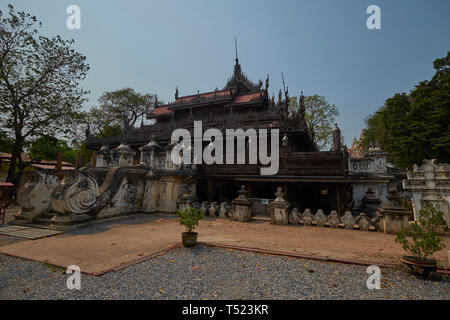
[0,217,449,274]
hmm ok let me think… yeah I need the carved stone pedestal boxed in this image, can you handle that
[269,187,290,225]
[177,193,196,212]
[377,190,411,234]
[231,186,252,222]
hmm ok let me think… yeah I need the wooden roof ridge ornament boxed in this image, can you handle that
[282,72,289,116]
[299,91,305,115]
[223,38,262,93]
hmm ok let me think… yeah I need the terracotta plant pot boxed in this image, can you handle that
[402,256,437,277]
[181,232,198,247]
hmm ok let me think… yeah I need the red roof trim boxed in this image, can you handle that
[232,91,263,104]
[151,106,174,116]
[175,89,232,103]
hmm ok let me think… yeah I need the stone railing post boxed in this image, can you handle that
[111,143,135,167]
[96,145,110,167]
[268,187,290,225]
[231,185,252,222]
[139,136,161,168]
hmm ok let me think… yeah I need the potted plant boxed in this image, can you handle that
[395,203,449,277]
[178,207,203,247]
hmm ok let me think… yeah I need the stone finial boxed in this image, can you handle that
[208,202,218,218]
[331,123,341,152]
[301,209,313,225]
[342,211,355,230]
[327,210,340,228]
[274,187,286,202]
[141,135,161,150]
[356,212,375,231]
[219,202,230,219]
[238,185,248,199]
[313,209,326,227]
[289,207,301,224]
[282,134,289,147]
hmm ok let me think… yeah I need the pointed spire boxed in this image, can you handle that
[235,37,239,64]
[299,91,304,108]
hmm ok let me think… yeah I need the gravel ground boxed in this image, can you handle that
[0,245,449,300]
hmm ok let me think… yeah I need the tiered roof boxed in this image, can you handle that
[149,57,266,118]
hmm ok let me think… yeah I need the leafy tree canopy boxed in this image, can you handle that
[29,135,76,164]
[0,4,89,183]
[362,51,450,168]
[86,88,156,138]
[290,94,339,150]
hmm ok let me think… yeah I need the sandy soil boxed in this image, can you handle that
[0,217,449,274]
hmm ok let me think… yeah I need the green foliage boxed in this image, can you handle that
[0,131,14,153]
[29,135,74,163]
[177,207,203,233]
[361,109,386,149]
[0,5,89,182]
[86,88,155,138]
[395,203,449,262]
[289,94,339,150]
[362,51,450,168]
[75,141,93,164]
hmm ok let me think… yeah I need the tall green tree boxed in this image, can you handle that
[362,51,450,168]
[0,5,89,184]
[87,88,155,138]
[290,94,339,150]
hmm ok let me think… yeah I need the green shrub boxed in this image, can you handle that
[395,203,449,262]
[178,207,203,234]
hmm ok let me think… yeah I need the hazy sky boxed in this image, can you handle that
[2,0,449,146]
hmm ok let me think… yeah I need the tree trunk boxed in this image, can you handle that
[5,150,18,184]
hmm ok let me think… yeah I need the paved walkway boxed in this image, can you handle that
[0,215,449,274]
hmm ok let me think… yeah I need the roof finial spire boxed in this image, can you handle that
[235,37,239,64]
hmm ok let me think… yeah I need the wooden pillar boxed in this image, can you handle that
[207,180,213,202]
[75,152,83,169]
[335,184,343,215]
[55,151,63,179]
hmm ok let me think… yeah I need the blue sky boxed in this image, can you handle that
[2,0,449,146]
